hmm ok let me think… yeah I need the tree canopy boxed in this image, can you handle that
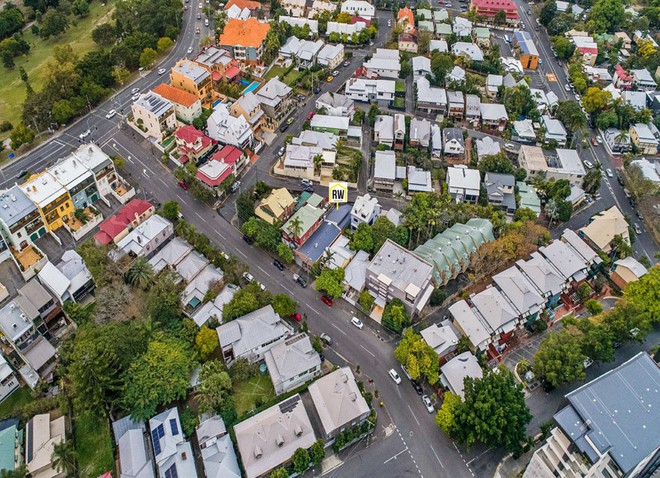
[394,329,439,384]
[315,268,345,298]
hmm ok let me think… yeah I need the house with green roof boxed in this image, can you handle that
[417,8,432,19]
[282,201,327,247]
[517,181,541,215]
[433,9,449,22]
[435,23,452,38]
[418,20,434,33]
[413,218,494,285]
[473,27,491,47]
[0,420,22,473]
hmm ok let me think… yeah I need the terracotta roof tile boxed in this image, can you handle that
[153,83,199,108]
[212,145,244,165]
[224,0,261,10]
[219,18,270,48]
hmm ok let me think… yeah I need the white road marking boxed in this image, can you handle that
[384,447,409,464]
[330,323,348,336]
[429,445,444,468]
[195,212,205,221]
[360,344,375,358]
[257,265,270,277]
[158,178,168,187]
[407,405,421,426]
[176,194,188,205]
[236,249,248,258]
[308,305,321,315]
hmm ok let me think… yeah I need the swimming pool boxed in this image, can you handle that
[242,81,260,94]
[238,78,250,86]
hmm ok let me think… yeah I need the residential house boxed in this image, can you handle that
[264,333,321,395]
[16,278,60,338]
[308,0,335,18]
[440,352,483,399]
[73,143,127,205]
[630,157,660,183]
[517,181,541,215]
[473,27,491,47]
[174,125,216,165]
[94,198,154,246]
[614,31,632,49]
[281,0,306,16]
[443,128,465,157]
[196,146,248,191]
[25,413,67,478]
[434,8,449,22]
[256,78,293,131]
[412,56,431,81]
[418,19,434,33]
[435,23,453,38]
[407,166,433,193]
[415,77,447,117]
[515,251,566,309]
[397,6,415,32]
[0,185,46,251]
[344,78,395,104]
[131,92,177,142]
[364,49,401,79]
[196,415,241,478]
[0,420,23,475]
[317,43,345,69]
[398,32,418,53]
[611,256,648,291]
[308,367,371,441]
[207,103,253,150]
[365,239,434,317]
[113,214,174,260]
[447,166,480,203]
[234,394,316,478]
[192,284,238,327]
[149,408,196,478]
[602,127,632,154]
[613,64,633,90]
[279,16,318,34]
[394,113,406,150]
[230,91,266,136]
[484,172,516,213]
[279,37,324,69]
[310,115,349,136]
[452,17,473,38]
[410,118,432,148]
[621,90,647,111]
[342,250,370,304]
[479,103,508,131]
[373,150,396,191]
[513,31,539,69]
[20,172,74,232]
[518,146,585,186]
[255,187,296,225]
[571,35,598,66]
[431,124,443,157]
[452,42,484,61]
[152,83,202,124]
[447,91,465,120]
[170,60,212,103]
[373,115,394,147]
[340,0,375,19]
[38,250,94,305]
[465,94,481,124]
[281,197,326,246]
[48,154,101,216]
[326,21,366,36]
[193,46,238,81]
[351,194,380,230]
[485,74,503,98]
[224,0,260,19]
[315,92,354,118]
[629,122,659,154]
[0,355,19,403]
[632,68,657,90]
[541,114,568,146]
[475,136,501,160]
[538,233,596,285]
[580,205,630,253]
[493,265,545,322]
[420,319,461,363]
[583,66,612,84]
[512,119,536,143]
[523,353,660,478]
[279,144,335,180]
[218,18,270,66]
[472,285,520,354]
[295,220,342,268]
[470,0,519,22]
[117,427,154,478]
[291,130,339,150]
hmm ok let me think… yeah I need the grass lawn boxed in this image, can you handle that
[264,65,288,81]
[392,97,405,108]
[283,69,304,87]
[73,409,115,478]
[0,387,35,420]
[395,81,406,93]
[0,1,115,128]
[233,374,275,417]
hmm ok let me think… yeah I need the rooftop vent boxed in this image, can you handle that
[254,446,263,459]
[294,424,303,437]
[276,433,285,446]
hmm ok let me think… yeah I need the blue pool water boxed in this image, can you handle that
[242,81,260,94]
[238,78,250,86]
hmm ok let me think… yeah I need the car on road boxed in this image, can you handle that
[306,111,314,120]
[177,180,189,190]
[257,282,266,291]
[634,223,642,234]
[583,160,594,169]
[321,295,333,306]
[388,369,402,384]
[411,380,423,395]
[293,274,308,288]
[79,129,91,139]
[273,259,284,271]
[343,60,350,67]
[286,117,294,125]
[591,138,598,146]
[278,146,285,156]
[131,87,140,94]
[131,93,140,101]
[187,47,193,54]
[332,70,339,77]
[504,142,516,150]
[279,123,289,132]
[204,18,209,26]
[596,136,602,144]
[242,234,254,245]
[291,312,302,321]
[198,2,202,7]
[320,333,333,345]
[326,76,334,82]
[314,87,321,94]
[387,19,392,26]
[422,395,435,413]
[196,27,200,34]
[242,271,254,282]
[230,180,241,193]
[300,178,313,187]
[158,68,167,75]
[350,317,364,329]
[606,168,614,178]
[105,109,117,119]
[197,12,201,19]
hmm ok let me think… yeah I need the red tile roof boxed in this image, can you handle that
[471,0,519,17]
[397,7,414,25]
[212,145,244,166]
[351,15,371,27]
[615,65,633,81]
[225,66,241,79]
[175,125,206,144]
[152,83,199,107]
[94,199,153,244]
[219,18,270,49]
[196,161,233,186]
[224,0,261,11]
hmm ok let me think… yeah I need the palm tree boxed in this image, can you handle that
[51,441,76,477]
[126,257,154,289]
[289,217,303,243]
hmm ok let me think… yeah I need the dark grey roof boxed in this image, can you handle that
[554,352,660,473]
[297,221,341,263]
[325,203,352,230]
[0,186,38,227]
[443,128,464,145]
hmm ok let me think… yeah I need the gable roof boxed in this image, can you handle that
[264,333,320,386]
[580,205,630,252]
[493,266,545,316]
[152,83,198,108]
[219,18,270,48]
[440,352,483,399]
[119,429,154,478]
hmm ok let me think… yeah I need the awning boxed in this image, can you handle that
[212,71,222,81]
[225,66,240,79]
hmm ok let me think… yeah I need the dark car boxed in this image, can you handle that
[294,275,308,288]
[273,259,284,271]
[314,87,321,94]
[242,234,254,245]
[304,185,314,193]
[279,122,289,132]
[411,380,423,395]
[321,295,333,306]
[541,380,555,393]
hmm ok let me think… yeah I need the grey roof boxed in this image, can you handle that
[192,284,239,327]
[135,92,173,116]
[410,118,431,145]
[297,221,341,263]
[149,237,193,273]
[173,60,210,84]
[343,250,370,292]
[175,249,209,282]
[308,367,370,437]
[264,334,320,387]
[118,429,154,478]
[554,352,660,474]
[201,434,241,478]
[374,151,396,180]
[196,414,227,445]
[112,416,146,443]
[515,251,566,297]
[0,186,38,227]
[256,78,292,107]
[443,128,464,146]
[503,73,516,88]
[23,336,56,371]
[291,130,339,150]
[492,266,545,316]
[194,46,232,68]
[16,280,54,320]
[420,320,460,356]
[476,136,501,158]
[539,240,587,281]
[368,239,433,295]
[216,305,293,359]
[470,286,518,333]
[407,166,433,192]
[440,351,483,399]
[484,172,516,210]
[316,92,353,110]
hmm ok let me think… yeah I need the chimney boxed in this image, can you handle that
[294,424,303,437]
[181,451,187,460]
[254,446,263,459]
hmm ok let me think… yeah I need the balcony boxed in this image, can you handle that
[111,178,136,204]
[62,206,103,241]
[10,244,48,281]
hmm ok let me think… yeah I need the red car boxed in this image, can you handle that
[178,180,189,190]
[321,295,333,306]
[291,313,302,322]
[306,112,314,120]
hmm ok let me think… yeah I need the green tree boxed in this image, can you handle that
[350,222,374,253]
[430,51,455,85]
[309,439,325,466]
[196,360,232,413]
[494,9,506,25]
[555,100,587,132]
[147,270,184,331]
[51,99,75,124]
[435,391,461,434]
[394,329,439,384]
[359,290,375,312]
[587,0,624,33]
[624,265,659,325]
[277,243,294,263]
[51,441,76,476]
[514,207,537,222]
[576,282,592,302]
[564,317,615,364]
[72,0,90,16]
[368,104,380,126]
[223,289,259,321]
[382,298,411,333]
[9,123,34,149]
[228,357,258,382]
[139,47,158,68]
[0,466,27,478]
[370,216,397,252]
[39,9,68,38]
[125,335,196,420]
[272,293,297,317]
[585,299,603,315]
[125,256,154,289]
[478,152,515,175]
[582,168,602,195]
[533,329,586,387]
[157,36,174,52]
[315,268,345,298]
[292,447,311,474]
[196,325,219,360]
[551,35,576,60]
[92,23,116,46]
[270,468,289,478]
[242,216,282,252]
[112,65,130,85]
[453,367,531,453]
[582,87,612,114]
[539,0,557,26]
[160,200,181,221]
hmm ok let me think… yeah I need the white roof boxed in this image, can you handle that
[374,115,394,141]
[614,256,648,279]
[440,352,483,400]
[364,57,401,73]
[451,42,484,61]
[72,143,113,171]
[412,56,431,72]
[447,166,480,194]
[631,123,659,143]
[310,114,349,130]
[343,250,370,291]
[493,266,545,316]
[449,300,491,349]
[516,252,566,297]
[284,144,324,169]
[486,74,503,90]
[291,130,339,150]
[279,16,319,33]
[256,78,292,107]
[416,77,447,105]
[630,158,660,183]
[264,334,320,388]
[471,286,518,333]
[119,429,155,478]
[116,215,172,255]
[317,43,343,64]
[38,262,70,301]
[20,172,66,208]
[556,148,586,175]
[539,240,587,281]
[420,321,460,356]
[192,284,239,327]
[352,194,379,221]
[513,119,536,139]
[326,21,366,35]
[479,103,508,121]
[475,136,501,158]
[0,300,33,343]
[407,166,433,192]
[430,39,448,52]
[345,78,395,95]
[374,150,396,180]
[201,433,241,478]
[542,115,567,138]
[149,408,197,477]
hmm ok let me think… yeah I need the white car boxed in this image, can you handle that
[105,109,117,119]
[564,84,571,92]
[158,68,167,75]
[634,223,642,234]
[242,271,254,282]
[387,19,392,26]
[422,395,434,413]
[79,129,91,139]
[388,369,402,384]
[583,160,594,169]
[187,47,193,54]
[257,282,266,291]
[606,168,613,178]
[332,70,339,77]
[131,87,140,94]
[131,93,140,101]
[198,2,202,7]
[351,317,364,329]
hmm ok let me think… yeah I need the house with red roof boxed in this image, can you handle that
[397,7,415,32]
[212,145,249,177]
[613,64,633,90]
[196,145,247,191]
[174,125,217,165]
[152,83,203,124]
[469,0,520,23]
[93,199,154,245]
[193,47,242,85]
[570,35,598,66]
[351,16,371,27]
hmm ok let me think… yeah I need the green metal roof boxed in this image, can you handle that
[517,182,542,214]
[283,203,325,238]
[0,425,18,471]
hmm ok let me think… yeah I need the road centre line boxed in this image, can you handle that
[330,323,348,336]
[384,447,409,464]
[360,345,376,358]
[407,405,421,426]
[429,445,444,468]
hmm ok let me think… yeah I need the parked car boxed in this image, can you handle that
[542,380,555,392]
[131,93,140,101]
[79,129,91,139]
[320,333,333,345]
[401,364,412,380]
[105,109,117,119]
[591,138,598,146]
[314,87,321,94]
[278,146,285,156]
[422,395,434,413]
[300,178,313,187]
[131,87,140,94]
[273,259,284,271]
[350,317,364,329]
[257,282,266,291]
[326,76,334,82]
[306,111,314,120]
[286,117,295,125]
[634,223,642,234]
[343,60,350,67]
[387,19,392,26]
[332,70,339,77]
[321,295,333,306]
[158,68,167,75]
[177,180,189,190]
[606,168,614,178]
[411,380,423,395]
[388,369,402,384]
[279,123,289,132]
[242,271,254,282]
[596,136,603,144]
[242,234,254,245]
[584,160,594,169]
[187,46,193,54]
[304,185,314,193]
[293,274,308,288]
[231,180,241,193]
[291,312,302,321]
